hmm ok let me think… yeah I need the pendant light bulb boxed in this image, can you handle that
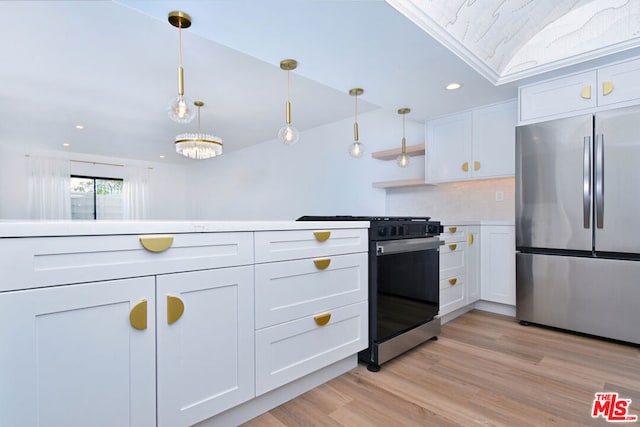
[348,88,365,158]
[278,59,300,145]
[168,93,195,123]
[396,108,411,168]
[167,11,196,124]
[349,141,364,158]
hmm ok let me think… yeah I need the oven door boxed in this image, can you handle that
[374,237,442,342]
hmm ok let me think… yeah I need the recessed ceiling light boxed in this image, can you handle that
[159,155,165,159]
[75,125,84,129]
[446,82,462,90]
[63,143,70,147]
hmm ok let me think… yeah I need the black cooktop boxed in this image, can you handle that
[297,215,431,222]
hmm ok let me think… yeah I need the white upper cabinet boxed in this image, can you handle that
[597,57,640,107]
[426,111,472,182]
[519,71,596,123]
[519,57,640,124]
[426,100,516,183]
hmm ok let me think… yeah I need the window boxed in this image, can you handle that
[70,176,124,220]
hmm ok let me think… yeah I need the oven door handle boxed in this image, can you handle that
[376,237,444,255]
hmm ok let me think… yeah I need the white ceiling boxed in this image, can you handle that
[388,0,640,84]
[2,0,639,164]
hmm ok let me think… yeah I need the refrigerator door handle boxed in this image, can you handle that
[595,133,604,229]
[583,136,591,228]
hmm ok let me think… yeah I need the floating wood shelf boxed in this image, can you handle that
[371,144,425,160]
[372,178,432,189]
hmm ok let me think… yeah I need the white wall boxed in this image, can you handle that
[385,177,515,221]
[185,108,425,220]
[0,145,189,220]
[0,108,513,223]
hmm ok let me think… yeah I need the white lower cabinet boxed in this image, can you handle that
[254,229,369,397]
[255,301,368,396]
[0,277,157,427]
[157,266,254,427]
[480,225,516,305]
[439,225,479,316]
[0,226,369,427]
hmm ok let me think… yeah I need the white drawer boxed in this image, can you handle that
[440,276,466,314]
[440,271,465,290]
[255,301,368,396]
[440,243,466,272]
[255,252,368,329]
[254,228,368,263]
[441,226,466,243]
[0,232,254,291]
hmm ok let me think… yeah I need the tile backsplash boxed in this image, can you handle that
[385,177,515,221]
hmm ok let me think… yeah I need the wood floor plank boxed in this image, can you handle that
[242,310,640,427]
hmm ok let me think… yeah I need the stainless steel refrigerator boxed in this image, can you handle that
[516,105,640,344]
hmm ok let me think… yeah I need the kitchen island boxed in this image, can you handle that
[0,220,369,427]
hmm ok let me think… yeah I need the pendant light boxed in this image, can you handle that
[396,108,411,168]
[277,59,300,145]
[167,11,196,123]
[175,101,223,160]
[348,88,365,158]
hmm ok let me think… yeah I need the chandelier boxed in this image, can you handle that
[175,101,223,160]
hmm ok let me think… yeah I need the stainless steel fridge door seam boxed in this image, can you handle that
[583,136,591,229]
[595,133,604,229]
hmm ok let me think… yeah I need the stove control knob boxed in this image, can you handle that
[390,226,397,236]
[378,226,387,237]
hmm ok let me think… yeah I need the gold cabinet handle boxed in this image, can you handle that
[313,258,331,270]
[580,85,591,99]
[448,227,457,233]
[139,235,174,253]
[314,313,331,326]
[449,278,457,286]
[448,243,457,251]
[462,162,469,172]
[474,161,480,171]
[130,299,147,330]
[603,81,614,96]
[468,233,474,245]
[313,231,331,242]
[167,295,184,325]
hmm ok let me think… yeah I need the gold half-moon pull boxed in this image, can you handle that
[139,235,174,253]
[449,278,457,286]
[468,233,474,245]
[603,81,614,96]
[167,295,184,325]
[448,227,457,233]
[130,299,147,330]
[313,258,331,270]
[448,243,457,251]
[462,162,469,172]
[580,85,591,99]
[314,313,331,326]
[313,231,331,242]
[474,161,481,171]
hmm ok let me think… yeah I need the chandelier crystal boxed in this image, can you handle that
[175,101,223,160]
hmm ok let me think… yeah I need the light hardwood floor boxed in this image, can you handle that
[242,310,640,426]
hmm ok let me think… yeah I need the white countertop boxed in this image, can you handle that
[441,220,515,226]
[0,220,370,238]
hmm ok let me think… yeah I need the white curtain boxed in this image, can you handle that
[27,156,71,219]
[123,166,149,220]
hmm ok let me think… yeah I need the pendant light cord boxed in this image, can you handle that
[354,92,359,142]
[402,114,407,154]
